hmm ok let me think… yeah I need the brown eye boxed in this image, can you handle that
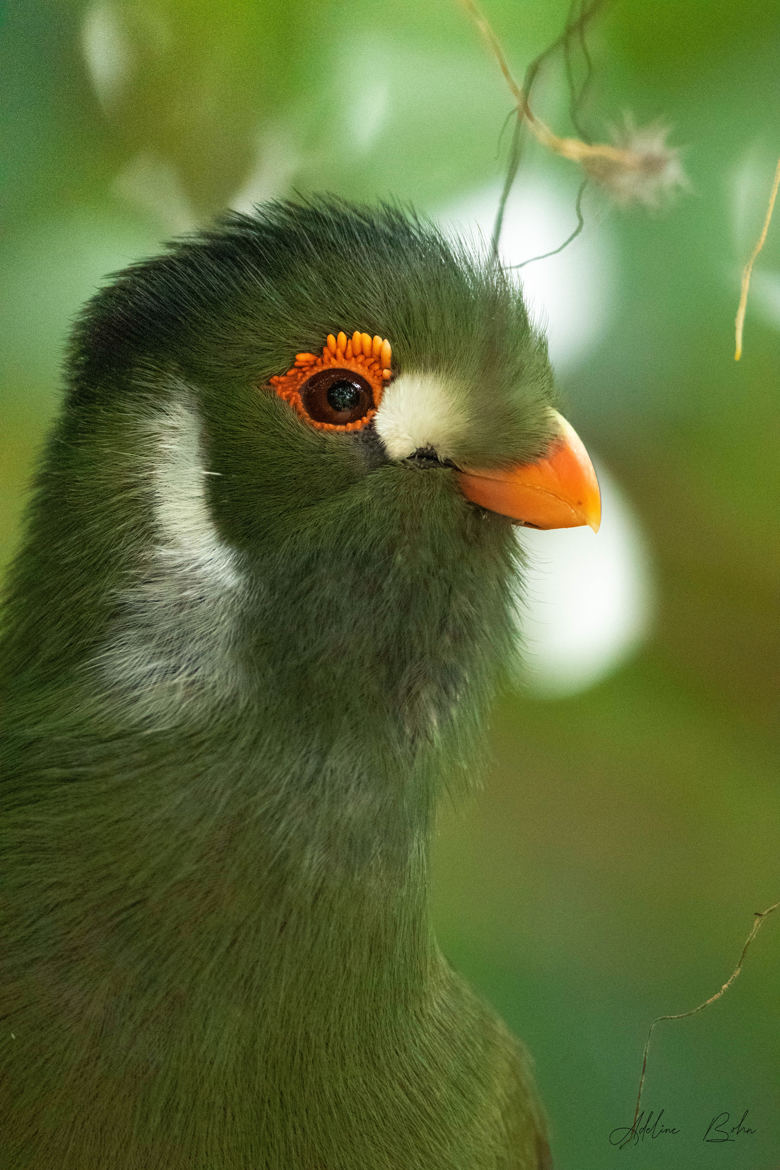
[300,368,374,426]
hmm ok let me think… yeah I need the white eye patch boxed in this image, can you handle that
[373,372,470,461]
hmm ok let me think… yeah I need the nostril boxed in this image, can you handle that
[409,446,443,466]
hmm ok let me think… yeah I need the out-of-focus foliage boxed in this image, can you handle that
[1,2,778,1167]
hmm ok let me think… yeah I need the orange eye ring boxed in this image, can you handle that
[269,330,393,432]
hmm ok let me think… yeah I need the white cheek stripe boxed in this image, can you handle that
[374,372,469,461]
[152,394,241,590]
[94,386,245,713]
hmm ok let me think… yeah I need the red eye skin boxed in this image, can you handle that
[268,330,392,432]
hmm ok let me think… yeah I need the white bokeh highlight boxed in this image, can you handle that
[82,2,135,112]
[441,179,615,371]
[514,461,655,696]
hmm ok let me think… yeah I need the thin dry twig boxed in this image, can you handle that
[632,901,780,1126]
[461,1,670,173]
[491,0,603,260]
[565,0,597,141]
[734,157,780,361]
[460,0,615,163]
[461,0,684,255]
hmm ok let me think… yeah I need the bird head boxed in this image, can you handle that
[4,198,599,778]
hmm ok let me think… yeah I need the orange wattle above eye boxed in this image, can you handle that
[269,330,393,432]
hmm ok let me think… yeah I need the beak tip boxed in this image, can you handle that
[457,410,602,533]
[584,482,602,533]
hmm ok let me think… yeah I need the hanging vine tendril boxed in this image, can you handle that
[460,0,686,265]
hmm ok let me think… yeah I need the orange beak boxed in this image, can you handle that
[457,410,601,532]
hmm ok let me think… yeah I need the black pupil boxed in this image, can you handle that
[327,380,362,413]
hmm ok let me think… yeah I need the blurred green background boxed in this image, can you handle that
[2,1,778,1167]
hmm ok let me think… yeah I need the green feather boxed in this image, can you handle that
[1,199,555,1168]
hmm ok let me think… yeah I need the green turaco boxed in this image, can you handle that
[1,199,599,1169]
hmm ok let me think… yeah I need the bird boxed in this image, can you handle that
[0,198,600,1170]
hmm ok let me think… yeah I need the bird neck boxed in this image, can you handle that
[160,711,439,1019]
[5,697,440,1033]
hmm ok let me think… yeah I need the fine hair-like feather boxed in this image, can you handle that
[1,199,554,1169]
